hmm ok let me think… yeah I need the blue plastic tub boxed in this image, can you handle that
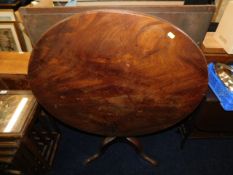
[208,63,233,111]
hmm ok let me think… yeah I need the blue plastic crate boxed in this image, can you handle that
[208,63,233,111]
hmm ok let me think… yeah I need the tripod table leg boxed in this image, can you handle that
[84,137,116,164]
[126,137,158,166]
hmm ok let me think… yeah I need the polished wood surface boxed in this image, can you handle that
[0,52,30,75]
[29,10,208,136]
[19,5,215,45]
[0,52,30,90]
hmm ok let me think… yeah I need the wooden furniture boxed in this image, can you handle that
[4,35,233,90]
[0,52,30,90]
[28,10,208,165]
[181,33,233,142]
[2,34,233,91]
[180,88,233,148]
[182,32,233,142]
[19,5,215,45]
[3,33,233,90]
[0,90,60,174]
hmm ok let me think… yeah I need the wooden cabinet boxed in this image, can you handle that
[180,89,233,148]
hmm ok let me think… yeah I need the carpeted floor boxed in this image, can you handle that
[46,123,233,175]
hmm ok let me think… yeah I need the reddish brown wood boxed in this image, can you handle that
[0,75,30,90]
[19,5,215,45]
[28,10,208,136]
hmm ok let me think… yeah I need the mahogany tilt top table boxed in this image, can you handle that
[28,10,208,165]
[28,9,207,136]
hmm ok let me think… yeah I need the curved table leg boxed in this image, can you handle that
[126,137,158,166]
[84,137,116,164]
[85,137,157,166]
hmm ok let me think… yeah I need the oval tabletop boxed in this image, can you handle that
[28,10,208,136]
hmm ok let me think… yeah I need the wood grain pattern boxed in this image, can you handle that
[0,74,30,90]
[19,5,215,45]
[0,52,30,75]
[29,10,208,136]
[0,52,30,90]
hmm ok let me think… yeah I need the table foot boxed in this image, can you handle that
[126,137,158,166]
[84,137,157,166]
[84,137,116,164]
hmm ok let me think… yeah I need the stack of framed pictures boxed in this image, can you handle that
[0,90,61,174]
[0,9,23,52]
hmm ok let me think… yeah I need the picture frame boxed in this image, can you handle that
[0,9,16,21]
[0,22,22,52]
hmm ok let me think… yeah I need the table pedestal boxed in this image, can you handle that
[84,137,157,166]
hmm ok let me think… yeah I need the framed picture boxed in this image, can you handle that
[0,9,16,21]
[0,22,22,52]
